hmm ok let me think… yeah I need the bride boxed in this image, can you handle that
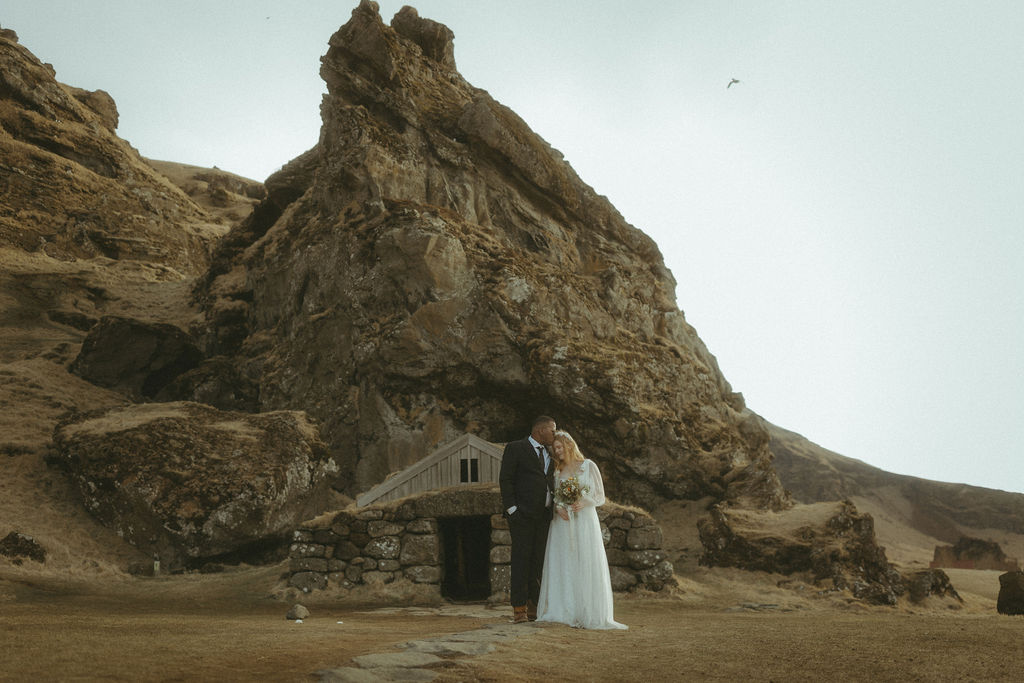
[536,430,627,630]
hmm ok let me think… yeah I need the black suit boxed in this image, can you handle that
[499,437,554,607]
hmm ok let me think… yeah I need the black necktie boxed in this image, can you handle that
[536,446,545,468]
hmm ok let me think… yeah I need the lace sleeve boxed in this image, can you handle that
[581,460,606,507]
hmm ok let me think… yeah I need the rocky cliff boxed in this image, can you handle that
[192,2,788,511]
[0,27,256,573]
[0,29,222,271]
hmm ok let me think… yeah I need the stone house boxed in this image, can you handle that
[289,435,674,601]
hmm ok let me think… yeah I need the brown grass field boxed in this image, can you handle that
[3,456,1023,681]
[2,561,1021,682]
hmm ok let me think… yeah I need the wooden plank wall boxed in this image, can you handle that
[373,443,503,504]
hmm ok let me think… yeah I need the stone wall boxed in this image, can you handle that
[287,484,674,600]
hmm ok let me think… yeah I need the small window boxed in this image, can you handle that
[459,457,479,483]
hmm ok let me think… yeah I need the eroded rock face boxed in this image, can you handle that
[69,316,203,400]
[154,356,260,412]
[0,31,219,271]
[195,1,789,511]
[698,501,910,605]
[50,402,339,568]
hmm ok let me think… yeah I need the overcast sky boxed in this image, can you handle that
[5,1,1022,494]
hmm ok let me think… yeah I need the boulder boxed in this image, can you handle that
[50,402,338,568]
[905,569,962,603]
[69,316,202,400]
[290,572,328,593]
[0,531,46,564]
[997,571,1024,615]
[286,604,310,620]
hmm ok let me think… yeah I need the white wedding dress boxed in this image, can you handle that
[536,459,627,630]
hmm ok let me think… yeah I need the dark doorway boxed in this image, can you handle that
[439,516,491,600]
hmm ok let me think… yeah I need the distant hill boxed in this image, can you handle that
[768,420,1024,566]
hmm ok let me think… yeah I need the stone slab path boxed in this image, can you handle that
[315,605,544,682]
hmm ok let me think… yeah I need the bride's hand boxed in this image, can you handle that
[571,503,582,513]
[556,507,569,521]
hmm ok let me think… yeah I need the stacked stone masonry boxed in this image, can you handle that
[287,484,675,599]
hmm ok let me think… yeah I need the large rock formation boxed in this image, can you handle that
[50,402,339,568]
[0,30,222,271]
[0,29,258,574]
[0,28,241,370]
[697,500,960,605]
[193,1,788,511]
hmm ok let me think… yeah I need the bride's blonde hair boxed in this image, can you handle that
[552,430,584,469]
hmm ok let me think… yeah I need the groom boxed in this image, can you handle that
[499,415,556,623]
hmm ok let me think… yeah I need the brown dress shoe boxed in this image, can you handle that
[513,605,529,623]
[527,601,538,621]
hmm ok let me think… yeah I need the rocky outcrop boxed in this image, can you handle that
[68,316,203,400]
[288,484,674,598]
[193,0,789,512]
[0,531,46,564]
[66,86,119,131]
[904,568,961,603]
[0,31,221,271]
[930,537,1020,572]
[697,501,955,605]
[50,402,339,568]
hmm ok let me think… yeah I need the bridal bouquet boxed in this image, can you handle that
[555,476,590,508]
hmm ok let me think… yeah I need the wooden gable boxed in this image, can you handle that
[356,433,504,507]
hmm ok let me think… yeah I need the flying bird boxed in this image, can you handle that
[727,78,741,89]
